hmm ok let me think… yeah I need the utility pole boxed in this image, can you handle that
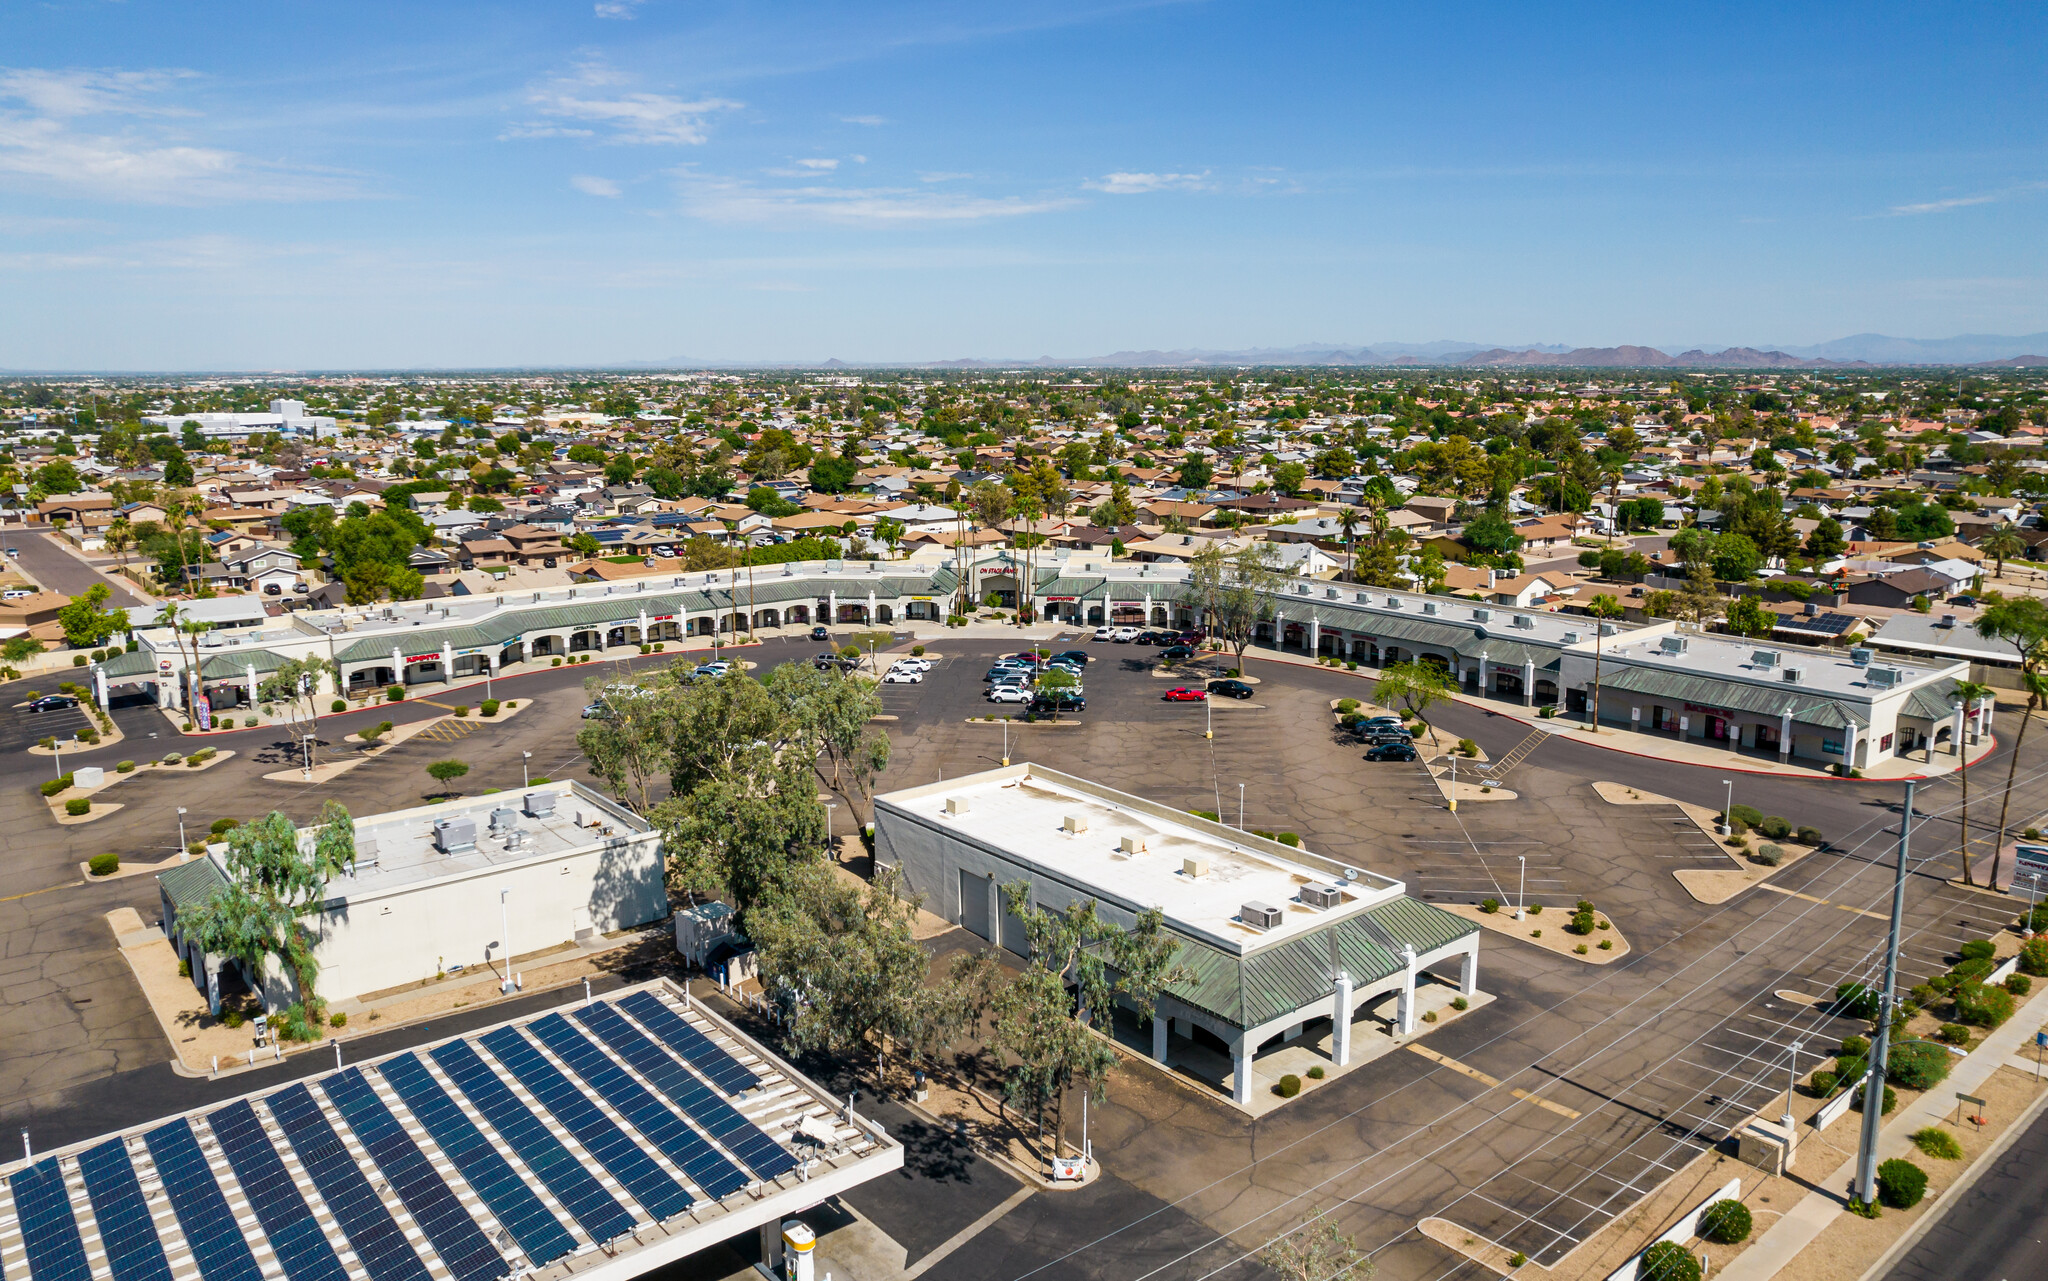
[1855,780,1914,1207]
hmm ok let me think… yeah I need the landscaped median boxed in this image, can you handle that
[1438,897,1630,964]
[40,749,234,825]
[1592,781,1828,904]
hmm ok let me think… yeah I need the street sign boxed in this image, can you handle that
[1955,1091,1989,1127]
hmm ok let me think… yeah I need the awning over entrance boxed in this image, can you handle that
[1597,665,1869,729]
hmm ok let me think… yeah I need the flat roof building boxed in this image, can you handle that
[874,764,1480,1107]
[160,781,666,1012]
[0,980,901,1281]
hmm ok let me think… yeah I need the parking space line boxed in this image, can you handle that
[1404,1045,1583,1119]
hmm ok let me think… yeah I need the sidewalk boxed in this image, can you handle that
[1719,986,2048,1281]
[1236,642,1988,782]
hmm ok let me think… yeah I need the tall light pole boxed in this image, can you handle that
[1204,692,1213,740]
[2023,871,2043,935]
[499,889,513,994]
[1855,780,1915,1207]
[521,750,531,790]
[177,806,188,858]
[1238,782,1245,830]
[1515,854,1526,921]
[1783,1040,1804,1131]
[1720,778,1734,835]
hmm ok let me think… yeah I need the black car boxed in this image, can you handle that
[27,694,78,712]
[1135,630,1171,645]
[1028,692,1087,714]
[1207,679,1254,699]
[810,625,831,641]
[1053,650,1091,666]
[814,652,856,671]
[1159,644,1197,661]
[1366,740,1419,762]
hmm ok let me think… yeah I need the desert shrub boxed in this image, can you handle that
[1887,1041,1951,1090]
[1911,1127,1963,1160]
[1729,803,1764,828]
[1756,815,1791,840]
[1422,1010,1437,1022]
[1574,943,1589,954]
[386,684,405,702]
[162,752,181,764]
[330,1012,347,1028]
[1599,938,1613,949]
[1452,996,1469,1010]
[1952,956,1995,983]
[1637,1241,1700,1281]
[1796,825,1823,845]
[1277,833,1300,847]
[36,735,54,750]
[1698,1199,1752,1245]
[1306,1066,1325,1079]
[332,699,346,712]
[1458,738,1478,757]
[2021,936,2048,977]
[912,645,926,656]
[2024,904,2048,932]
[1876,1158,1926,1209]
[1809,1070,1838,1096]
[552,657,563,666]
[88,853,119,876]
[1840,1033,1869,1056]
[73,653,86,666]
[1959,938,1997,962]
[1571,907,1596,935]
[1336,698,1360,714]
[1481,898,1500,914]
[1954,980,2014,1028]
[65,797,90,816]
[2006,973,2032,995]
[1755,843,1784,866]
[1836,982,1880,1018]
[210,817,240,836]
[1275,1074,1301,1098]
[116,760,134,773]
[454,705,469,717]
[223,1012,245,1029]
[1528,903,1542,915]
[1849,1082,1898,1115]
[39,776,71,797]
[188,748,215,765]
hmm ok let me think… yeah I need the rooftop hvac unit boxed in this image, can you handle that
[1473,608,1492,623]
[523,791,554,818]
[1386,595,1402,608]
[1782,667,1804,683]
[1938,613,1958,629]
[1241,901,1283,930]
[1513,614,1535,629]
[1357,591,1371,603]
[1752,650,1778,668]
[1299,884,1342,910]
[1562,630,1582,644]
[1182,856,1210,878]
[1850,647,1874,667]
[1326,587,1340,599]
[432,817,477,855]
[1660,635,1688,655]
[944,796,970,816]
[1868,666,1902,689]
[487,805,518,834]
[1119,835,1147,855]
[1063,814,1089,834]
[1422,600,1439,614]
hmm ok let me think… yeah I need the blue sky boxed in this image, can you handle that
[1,1,2042,369]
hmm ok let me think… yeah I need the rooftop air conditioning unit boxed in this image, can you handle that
[1357,591,1371,603]
[1299,884,1342,910]
[432,817,477,855]
[1241,901,1283,930]
[1327,587,1340,599]
[1119,835,1147,855]
[523,791,554,818]
[944,796,969,816]
[1868,666,1902,689]
[1850,647,1873,666]
[1422,600,1439,615]
[1513,614,1535,630]
[1182,857,1210,878]
[1063,814,1089,834]
[1752,650,1778,668]
[488,805,518,834]
[1386,595,1402,608]
[1562,630,1582,644]
[1660,635,1688,655]
[1473,608,1492,623]
[1782,666,1804,683]
[1938,614,1957,629]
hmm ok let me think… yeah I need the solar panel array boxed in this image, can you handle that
[0,989,823,1281]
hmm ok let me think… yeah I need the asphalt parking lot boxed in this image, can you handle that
[2,629,2045,1280]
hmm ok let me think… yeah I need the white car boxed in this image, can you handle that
[987,684,1031,703]
[882,668,924,684]
[890,656,932,672]
[1093,626,1114,641]
[1112,626,1140,642]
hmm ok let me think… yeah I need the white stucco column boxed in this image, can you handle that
[439,642,454,684]
[1273,609,1285,648]
[1781,709,1795,758]
[1142,591,1152,621]
[828,589,838,623]
[1309,616,1320,653]
[1630,705,1641,732]
[1842,721,1860,774]
[1459,945,1479,996]
[243,663,257,706]
[1478,654,1490,694]
[1332,973,1354,1066]
[1523,658,1535,706]
[1396,945,1419,1036]
[1678,714,1689,740]
[637,607,648,641]
[1103,594,1115,623]
[867,589,877,623]
[1231,1035,1252,1106]
[390,646,402,685]
[1951,701,1966,755]
[93,665,108,707]
[1152,1014,1169,1063]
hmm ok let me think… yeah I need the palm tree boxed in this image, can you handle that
[1978,598,2048,889]
[1338,507,1363,581]
[1981,525,2026,581]
[1947,679,1994,885]
[105,515,133,567]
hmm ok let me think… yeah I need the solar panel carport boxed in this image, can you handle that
[0,981,900,1281]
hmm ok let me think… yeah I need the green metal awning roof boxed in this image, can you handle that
[196,649,289,679]
[1597,664,1870,729]
[158,855,227,911]
[97,649,157,678]
[1901,678,1962,722]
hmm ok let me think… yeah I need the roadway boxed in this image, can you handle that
[1882,1095,2048,1281]
[2,526,152,607]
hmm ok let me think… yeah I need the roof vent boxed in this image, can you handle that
[523,791,554,818]
[488,806,518,834]
[1326,587,1340,599]
[1752,650,1777,668]
[1241,901,1283,930]
[1357,591,1371,603]
[431,817,477,855]
[1660,635,1688,655]
[1300,884,1342,910]
[1182,856,1210,878]
[944,796,970,816]
[1062,814,1088,834]
[1782,666,1804,683]
[1850,647,1873,666]
[1119,835,1147,855]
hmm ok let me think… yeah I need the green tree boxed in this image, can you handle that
[1461,509,1524,558]
[257,656,335,744]
[576,678,672,811]
[1190,542,1283,669]
[1035,666,1080,720]
[1709,532,1763,581]
[1260,1214,1374,1281]
[1272,461,1307,495]
[1805,516,1846,563]
[1376,659,1454,723]
[1090,476,1137,527]
[1951,679,1994,886]
[425,759,471,792]
[58,582,124,648]
[1723,595,1776,639]
[34,459,81,494]
[765,660,892,802]
[1177,455,1213,491]
[1980,525,2026,580]
[872,516,907,560]
[1976,597,2048,880]
[180,805,355,1025]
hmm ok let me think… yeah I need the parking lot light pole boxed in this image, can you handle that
[1720,778,1734,835]
[1515,855,1526,920]
[177,807,188,859]
[1239,783,1245,830]
[1784,1040,1804,1131]
[1855,780,1915,1207]
[2023,871,2043,934]
[1204,694,1212,740]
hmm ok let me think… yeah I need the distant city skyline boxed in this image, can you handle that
[1,1,2042,369]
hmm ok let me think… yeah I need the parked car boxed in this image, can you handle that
[811,625,831,641]
[815,652,856,671]
[1162,686,1208,702]
[694,661,733,679]
[986,661,1034,680]
[1053,650,1091,666]
[1360,715,1403,729]
[1029,692,1087,714]
[1360,730,1412,747]
[1093,625,1115,641]
[27,694,78,712]
[1112,626,1140,642]
[1159,644,1198,661]
[988,685,1032,704]
[1366,740,1419,762]
[890,656,932,672]
[1133,630,1164,645]
[882,668,924,684]
[1207,679,1255,699]
[580,702,609,719]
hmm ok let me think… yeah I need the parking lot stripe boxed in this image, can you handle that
[1404,1045,1582,1119]
[1758,884,1829,905]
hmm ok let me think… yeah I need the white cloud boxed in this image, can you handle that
[918,171,974,183]
[1884,193,1998,216]
[511,61,738,145]
[593,0,646,18]
[839,114,886,126]
[571,174,622,197]
[0,66,360,203]
[793,158,839,171]
[1084,170,1209,194]
[672,170,1077,226]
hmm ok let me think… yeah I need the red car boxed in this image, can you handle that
[1162,686,1208,702]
